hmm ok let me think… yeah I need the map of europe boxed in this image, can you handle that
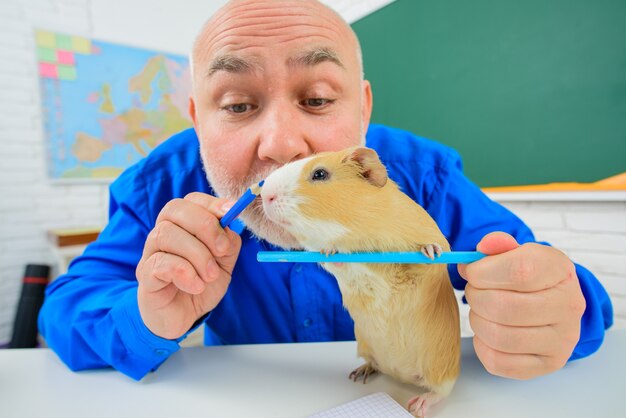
[36,30,192,180]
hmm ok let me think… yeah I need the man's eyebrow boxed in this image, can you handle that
[287,47,345,69]
[207,55,257,77]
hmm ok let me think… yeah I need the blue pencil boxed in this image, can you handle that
[220,180,265,228]
[257,251,485,264]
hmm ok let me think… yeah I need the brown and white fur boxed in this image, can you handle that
[259,147,460,417]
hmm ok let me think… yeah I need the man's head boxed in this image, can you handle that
[188,0,373,248]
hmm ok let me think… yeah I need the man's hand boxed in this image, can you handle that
[458,232,586,380]
[136,192,241,340]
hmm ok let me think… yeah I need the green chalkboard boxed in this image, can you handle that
[352,0,626,187]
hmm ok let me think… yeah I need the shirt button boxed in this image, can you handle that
[154,349,169,356]
[303,318,312,327]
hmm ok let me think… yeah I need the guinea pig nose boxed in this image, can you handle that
[264,194,277,204]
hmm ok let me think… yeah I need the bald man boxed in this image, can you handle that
[40,0,612,393]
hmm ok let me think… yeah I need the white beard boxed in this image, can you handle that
[239,200,303,250]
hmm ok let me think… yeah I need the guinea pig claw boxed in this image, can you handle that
[408,391,442,418]
[421,243,443,260]
[349,363,378,384]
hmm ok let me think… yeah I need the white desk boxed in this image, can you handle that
[1,331,624,418]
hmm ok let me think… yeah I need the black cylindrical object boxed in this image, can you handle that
[9,264,50,348]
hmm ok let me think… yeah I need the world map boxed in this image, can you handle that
[36,30,192,180]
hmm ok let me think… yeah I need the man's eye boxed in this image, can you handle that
[311,168,329,181]
[226,103,251,113]
[303,98,332,107]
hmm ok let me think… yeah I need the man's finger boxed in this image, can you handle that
[473,336,562,380]
[143,220,219,283]
[141,252,205,295]
[184,192,235,218]
[457,231,519,282]
[460,243,572,292]
[477,231,520,255]
[213,228,242,272]
[468,310,563,356]
[156,195,235,258]
[465,283,572,326]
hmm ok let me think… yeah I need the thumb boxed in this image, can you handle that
[476,231,520,255]
[457,231,520,281]
[215,227,242,274]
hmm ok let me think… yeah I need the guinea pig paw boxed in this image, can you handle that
[420,243,443,260]
[348,363,378,384]
[407,395,427,418]
[320,248,337,257]
[407,391,442,418]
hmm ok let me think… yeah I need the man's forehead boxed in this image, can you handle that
[206,46,346,78]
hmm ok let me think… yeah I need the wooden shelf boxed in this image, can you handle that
[48,227,101,248]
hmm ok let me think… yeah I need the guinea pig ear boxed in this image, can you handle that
[344,147,388,188]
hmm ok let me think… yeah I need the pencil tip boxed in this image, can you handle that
[250,180,264,195]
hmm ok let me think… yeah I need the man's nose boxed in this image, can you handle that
[257,104,311,164]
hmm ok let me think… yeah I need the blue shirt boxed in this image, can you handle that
[39,125,614,380]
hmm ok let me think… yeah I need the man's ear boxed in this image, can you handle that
[188,96,198,128]
[344,147,387,188]
[361,80,373,129]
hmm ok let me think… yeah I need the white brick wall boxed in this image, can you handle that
[0,0,109,345]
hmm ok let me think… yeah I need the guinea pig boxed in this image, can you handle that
[260,146,460,418]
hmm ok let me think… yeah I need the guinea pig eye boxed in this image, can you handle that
[311,168,329,181]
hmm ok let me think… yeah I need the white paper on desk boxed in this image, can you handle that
[308,392,413,417]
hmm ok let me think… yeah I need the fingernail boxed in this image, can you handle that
[215,234,230,254]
